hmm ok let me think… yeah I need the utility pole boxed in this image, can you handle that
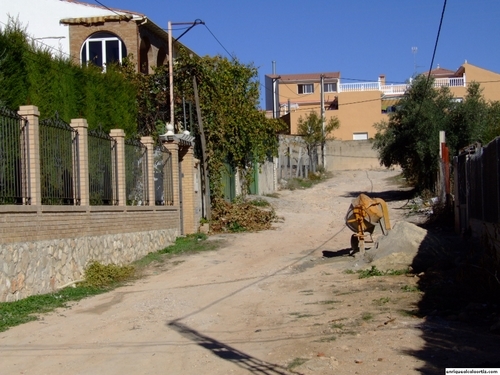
[193,75,211,220]
[168,19,204,132]
[320,74,326,167]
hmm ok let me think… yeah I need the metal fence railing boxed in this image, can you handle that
[88,128,117,205]
[154,144,174,205]
[0,105,187,208]
[39,112,79,205]
[125,138,148,206]
[0,106,29,205]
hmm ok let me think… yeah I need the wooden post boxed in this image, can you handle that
[193,75,211,221]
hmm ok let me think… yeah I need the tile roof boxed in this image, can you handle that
[423,65,459,78]
[267,72,340,81]
[61,0,145,17]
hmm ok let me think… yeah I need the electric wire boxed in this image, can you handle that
[202,23,236,61]
[93,0,122,17]
[416,0,447,116]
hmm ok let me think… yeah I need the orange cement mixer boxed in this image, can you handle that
[345,193,391,256]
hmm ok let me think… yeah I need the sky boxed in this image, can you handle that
[30,0,500,108]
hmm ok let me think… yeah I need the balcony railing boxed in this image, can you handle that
[338,75,466,94]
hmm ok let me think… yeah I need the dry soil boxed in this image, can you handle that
[1,169,499,375]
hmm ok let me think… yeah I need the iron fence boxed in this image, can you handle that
[88,128,117,205]
[154,144,174,205]
[39,113,79,205]
[125,138,148,206]
[455,138,500,230]
[0,106,29,204]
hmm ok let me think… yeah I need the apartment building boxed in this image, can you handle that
[265,62,500,140]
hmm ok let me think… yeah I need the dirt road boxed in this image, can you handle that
[1,170,499,375]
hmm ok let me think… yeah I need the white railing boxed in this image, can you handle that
[339,75,466,94]
[434,77,465,87]
[338,82,380,92]
[380,84,410,95]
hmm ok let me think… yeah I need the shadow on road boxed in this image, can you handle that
[342,188,415,203]
[400,225,500,374]
[322,248,352,258]
[167,320,303,375]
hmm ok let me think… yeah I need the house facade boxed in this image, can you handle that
[1,0,190,73]
[265,62,500,140]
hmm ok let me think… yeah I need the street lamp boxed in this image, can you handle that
[167,19,204,132]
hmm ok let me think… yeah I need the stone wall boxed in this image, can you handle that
[0,206,180,302]
[325,140,384,171]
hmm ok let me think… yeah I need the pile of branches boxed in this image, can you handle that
[210,198,279,233]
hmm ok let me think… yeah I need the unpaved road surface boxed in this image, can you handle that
[2,170,500,375]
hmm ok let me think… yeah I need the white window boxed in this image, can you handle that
[298,84,314,94]
[353,132,368,140]
[81,32,127,69]
[324,82,337,92]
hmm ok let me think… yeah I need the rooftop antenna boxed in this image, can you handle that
[411,46,418,76]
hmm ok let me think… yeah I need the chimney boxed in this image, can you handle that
[378,74,386,86]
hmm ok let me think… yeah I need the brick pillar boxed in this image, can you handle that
[141,136,155,206]
[18,105,40,205]
[163,140,181,231]
[110,129,126,206]
[179,144,196,234]
[71,119,89,206]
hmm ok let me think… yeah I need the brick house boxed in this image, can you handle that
[2,0,192,73]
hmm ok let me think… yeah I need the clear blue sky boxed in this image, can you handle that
[100,0,500,108]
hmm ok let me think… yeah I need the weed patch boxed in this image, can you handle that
[357,266,410,279]
[83,261,135,288]
[248,198,270,207]
[317,335,337,342]
[289,312,314,318]
[361,312,374,321]
[134,233,222,268]
[264,192,280,199]
[401,285,420,293]
[287,358,308,370]
[398,309,421,318]
[373,297,391,306]
[0,285,106,332]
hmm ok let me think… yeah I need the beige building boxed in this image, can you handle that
[265,62,500,140]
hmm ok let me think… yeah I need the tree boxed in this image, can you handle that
[373,75,454,192]
[297,111,340,170]
[173,51,287,199]
[373,74,500,193]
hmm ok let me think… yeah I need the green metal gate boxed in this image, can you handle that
[221,162,236,201]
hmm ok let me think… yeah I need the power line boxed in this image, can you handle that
[417,0,447,115]
[93,0,122,17]
[202,23,236,60]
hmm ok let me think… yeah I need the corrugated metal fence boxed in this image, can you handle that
[454,137,500,233]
